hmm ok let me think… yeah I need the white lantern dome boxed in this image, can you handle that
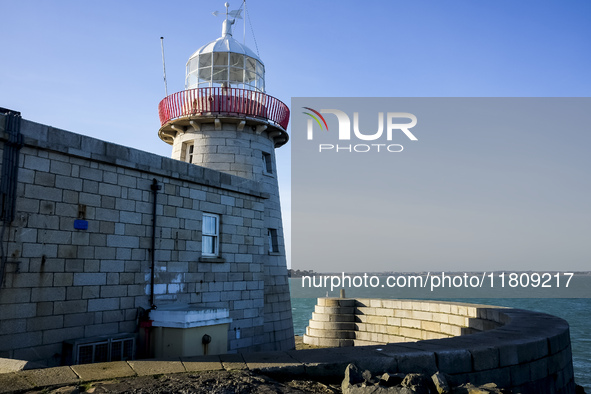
[185,14,265,92]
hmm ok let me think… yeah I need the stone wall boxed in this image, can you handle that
[0,113,294,366]
[304,298,575,394]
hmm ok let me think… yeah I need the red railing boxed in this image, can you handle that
[158,87,290,130]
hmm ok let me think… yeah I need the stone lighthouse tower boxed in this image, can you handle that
[156,3,294,352]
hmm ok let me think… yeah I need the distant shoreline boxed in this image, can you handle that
[288,269,591,278]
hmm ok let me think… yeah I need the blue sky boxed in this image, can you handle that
[1,1,590,269]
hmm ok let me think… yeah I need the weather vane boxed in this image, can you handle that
[212,2,243,21]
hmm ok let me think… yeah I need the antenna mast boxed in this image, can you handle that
[160,37,169,97]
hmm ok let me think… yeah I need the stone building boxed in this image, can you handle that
[0,5,294,367]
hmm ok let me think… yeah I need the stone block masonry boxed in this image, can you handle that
[0,114,294,366]
[170,121,294,353]
[303,298,576,394]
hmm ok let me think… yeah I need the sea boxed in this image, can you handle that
[289,276,591,391]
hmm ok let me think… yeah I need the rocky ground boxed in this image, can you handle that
[23,370,340,394]
[18,363,506,394]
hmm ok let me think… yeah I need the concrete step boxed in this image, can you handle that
[302,334,354,347]
[317,298,356,307]
[314,305,355,315]
[305,327,355,339]
[308,320,356,331]
[311,312,355,322]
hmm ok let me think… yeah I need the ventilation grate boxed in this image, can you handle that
[64,335,136,365]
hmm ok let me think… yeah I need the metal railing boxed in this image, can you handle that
[158,87,290,130]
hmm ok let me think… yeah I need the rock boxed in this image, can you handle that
[342,363,365,393]
[401,373,432,394]
[342,365,512,394]
[342,367,417,394]
[453,384,486,394]
[431,372,451,394]
[479,383,499,391]
[362,369,375,384]
[379,373,405,387]
[575,385,587,394]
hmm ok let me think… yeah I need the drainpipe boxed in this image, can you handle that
[0,108,23,288]
[141,178,161,359]
[149,178,161,309]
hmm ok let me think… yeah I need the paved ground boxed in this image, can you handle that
[0,337,340,394]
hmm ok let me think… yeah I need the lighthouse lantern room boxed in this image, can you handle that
[157,2,289,153]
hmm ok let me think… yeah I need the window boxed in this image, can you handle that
[185,51,265,92]
[202,213,219,257]
[268,228,278,253]
[185,143,196,164]
[262,152,273,174]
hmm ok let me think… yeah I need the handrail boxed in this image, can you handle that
[158,87,290,130]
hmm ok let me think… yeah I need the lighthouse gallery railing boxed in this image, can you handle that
[158,87,290,131]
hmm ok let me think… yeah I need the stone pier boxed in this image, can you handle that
[304,298,575,393]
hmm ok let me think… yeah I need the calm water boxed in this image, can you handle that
[289,278,591,390]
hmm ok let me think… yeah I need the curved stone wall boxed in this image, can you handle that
[303,298,575,394]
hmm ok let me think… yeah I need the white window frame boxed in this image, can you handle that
[185,143,196,164]
[202,213,220,257]
[268,228,278,254]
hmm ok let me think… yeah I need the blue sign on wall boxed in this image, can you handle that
[74,219,88,230]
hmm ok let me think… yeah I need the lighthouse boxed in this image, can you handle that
[156,3,294,352]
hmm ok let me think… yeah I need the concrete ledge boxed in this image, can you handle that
[0,373,34,394]
[71,361,136,381]
[18,366,79,387]
[0,358,46,374]
[0,359,28,374]
[181,355,224,372]
[242,351,305,376]
[127,360,186,376]
[219,353,248,370]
